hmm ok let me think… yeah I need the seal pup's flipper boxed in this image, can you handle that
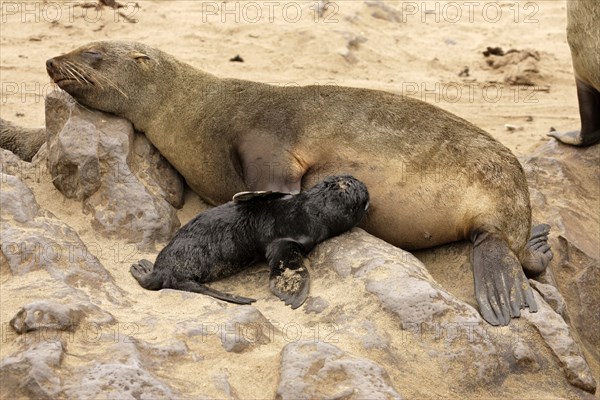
[266,239,311,309]
[233,191,291,203]
[471,230,537,326]
[130,259,255,305]
[521,223,553,276]
[548,79,600,146]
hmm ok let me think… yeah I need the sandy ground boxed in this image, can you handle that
[0,1,590,398]
[1,0,579,156]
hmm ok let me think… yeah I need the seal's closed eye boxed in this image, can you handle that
[130,52,151,62]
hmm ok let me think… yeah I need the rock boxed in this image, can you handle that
[0,172,124,304]
[512,342,540,373]
[522,291,597,393]
[0,340,65,399]
[45,90,183,250]
[65,361,177,399]
[530,280,568,321]
[521,141,600,370]
[303,296,329,314]
[10,300,114,334]
[181,305,274,353]
[365,0,401,22]
[483,48,542,86]
[276,341,402,399]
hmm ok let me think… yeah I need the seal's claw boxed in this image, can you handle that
[269,267,310,309]
[130,259,153,280]
[548,130,583,146]
[522,223,553,276]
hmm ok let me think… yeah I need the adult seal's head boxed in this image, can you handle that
[46,42,178,126]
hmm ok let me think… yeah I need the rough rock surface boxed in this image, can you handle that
[0,170,124,304]
[45,90,183,250]
[522,140,600,378]
[0,340,65,399]
[277,341,402,399]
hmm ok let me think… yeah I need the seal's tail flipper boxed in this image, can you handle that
[521,223,553,277]
[169,280,256,305]
[472,229,537,326]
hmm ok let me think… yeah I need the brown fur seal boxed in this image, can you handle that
[46,41,552,326]
[0,119,45,162]
[131,175,369,308]
[548,0,600,146]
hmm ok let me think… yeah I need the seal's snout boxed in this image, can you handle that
[46,58,57,77]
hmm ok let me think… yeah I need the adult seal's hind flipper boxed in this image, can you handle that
[130,259,256,305]
[471,230,537,326]
[521,223,553,276]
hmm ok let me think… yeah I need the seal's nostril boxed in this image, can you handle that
[46,59,54,70]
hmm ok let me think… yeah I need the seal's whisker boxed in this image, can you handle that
[64,61,89,85]
[75,63,128,98]
[64,65,83,85]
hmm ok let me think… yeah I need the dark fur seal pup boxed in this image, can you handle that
[548,0,600,146]
[47,41,552,325]
[130,175,369,308]
[0,118,45,162]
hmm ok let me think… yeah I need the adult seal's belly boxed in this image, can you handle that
[46,41,553,326]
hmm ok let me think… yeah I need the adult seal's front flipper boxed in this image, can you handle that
[266,238,311,309]
[548,79,600,146]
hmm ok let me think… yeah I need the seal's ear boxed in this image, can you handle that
[233,191,291,203]
[130,52,151,63]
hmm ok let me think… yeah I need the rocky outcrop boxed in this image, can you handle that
[2,129,598,398]
[277,341,402,399]
[45,90,184,251]
[521,140,600,377]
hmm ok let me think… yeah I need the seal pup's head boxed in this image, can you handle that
[304,175,370,237]
[46,41,177,123]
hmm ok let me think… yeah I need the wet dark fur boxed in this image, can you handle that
[131,175,369,306]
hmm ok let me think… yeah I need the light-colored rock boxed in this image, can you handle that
[522,141,600,376]
[0,340,65,399]
[45,90,183,250]
[530,279,568,320]
[277,341,402,400]
[523,291,597,393]
[0,172,124,304]
[10,300,114,334]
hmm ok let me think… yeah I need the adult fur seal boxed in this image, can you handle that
[548,0,600,146]
[0,118,45,162]
[47,41,552,326]
[130,175,369,308]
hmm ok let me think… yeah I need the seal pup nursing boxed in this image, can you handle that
[130,175,369,308]
[47,41,552,325]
